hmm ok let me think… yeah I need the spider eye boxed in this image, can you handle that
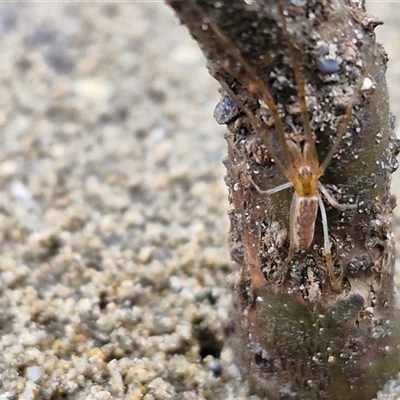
[299,166,312,179]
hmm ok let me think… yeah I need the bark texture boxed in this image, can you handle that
[166,0,400,398]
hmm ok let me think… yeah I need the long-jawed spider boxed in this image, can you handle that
[203,0,377,292]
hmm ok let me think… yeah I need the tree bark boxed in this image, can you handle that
[166,1,400,398]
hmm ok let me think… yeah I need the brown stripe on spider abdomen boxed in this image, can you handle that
[290,192,319,251]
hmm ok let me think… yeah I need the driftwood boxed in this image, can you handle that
[166,1,400,398]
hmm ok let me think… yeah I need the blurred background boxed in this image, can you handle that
[0,2,397,399]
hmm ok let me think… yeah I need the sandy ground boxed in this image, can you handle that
[0,2,398,400]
